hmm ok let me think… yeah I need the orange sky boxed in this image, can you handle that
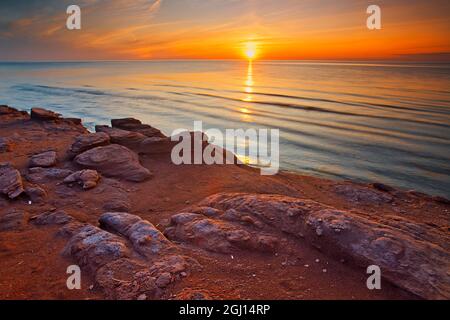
[0,0,449,61]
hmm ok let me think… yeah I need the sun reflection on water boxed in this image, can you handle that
[240,61,254,121]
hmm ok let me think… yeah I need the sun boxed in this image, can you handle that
[244,42,257,60]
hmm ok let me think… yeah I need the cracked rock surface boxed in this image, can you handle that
[170,192,449,300]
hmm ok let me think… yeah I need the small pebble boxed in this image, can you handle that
[322,269,327,273]
[304,264,309,268]
[137,294,147,300]
[315,259,320,263]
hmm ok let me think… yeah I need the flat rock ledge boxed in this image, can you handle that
[30,108,61,121]
[111,118,166,138]
[165,192,450,300]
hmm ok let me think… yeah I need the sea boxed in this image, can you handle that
[0,60,449,197]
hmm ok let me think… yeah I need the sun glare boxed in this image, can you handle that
[244,42,257,60]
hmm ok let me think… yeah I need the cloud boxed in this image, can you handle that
[149,0,162,14]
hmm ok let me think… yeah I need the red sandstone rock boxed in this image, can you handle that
[102,199,131,212]
[29,151,57,168]
[0,163,24,199]
[30,210,74,225]
[0,105,27,117]
[69,132,110,156]
[24,185,47,203]
[111,118,166,138]
[137,137,175,154]
[94,258,161,300]
[62,224,131,273]
[61,213,196,299]
[63,169,100,190]
[74,144,152,182]
[195,192,450,300]
[26,167,73,183]
[99,212,176,257]
[0,105,17,115]
[30,108,60,121]
[165,211,280,254]
[95,125,147,149]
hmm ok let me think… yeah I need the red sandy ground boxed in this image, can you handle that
[0,110,448,300]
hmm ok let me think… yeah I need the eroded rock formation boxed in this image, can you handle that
[74,144,152,182]
[32,210,199,300]
[166,193,450,300]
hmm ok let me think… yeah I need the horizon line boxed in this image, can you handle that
[1,58,449,64]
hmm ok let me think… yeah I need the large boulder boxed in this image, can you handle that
[69,132,110,156]
[182,192,450,300]
[0,163,24,199]
[30,108,60,121]
[29,151,57,168]
[74,144,152,182]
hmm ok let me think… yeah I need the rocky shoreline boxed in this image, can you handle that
[0,105,449,300]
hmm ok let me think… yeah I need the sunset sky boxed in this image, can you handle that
[0,0,449,61]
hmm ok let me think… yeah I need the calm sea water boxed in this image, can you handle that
[0,60,449,197]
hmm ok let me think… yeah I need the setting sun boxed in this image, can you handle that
[244,42,257,60]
